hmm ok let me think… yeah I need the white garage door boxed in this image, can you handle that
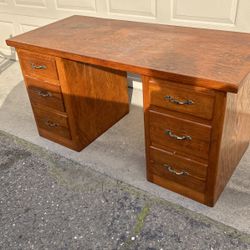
[0,0,250,57]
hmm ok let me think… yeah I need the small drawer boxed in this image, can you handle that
[26,77,65,112]
[149,110,211,160]
[148,147,207,193]
[18,50,58,82]
[33,107,71,140]
[148,78,215,120]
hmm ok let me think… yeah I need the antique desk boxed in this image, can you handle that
[6,16,250,206]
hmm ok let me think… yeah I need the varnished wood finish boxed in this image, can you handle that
[142,76,153,183]
[150,174,206,204]
[143,75,210,203]
[26,77,65,112]
[143,74,250,206]
[148,78,215,120]
[6,15,250,93]
[204,92,227,206]
[149,147,207,180]
[33,107,71,140]
[148,164,206,194]
[37,128,78,150]
[18,49,59,83]
[17,48,129,152]
[212,74,250,204]
[149,110,211,160]
[6,16,250,206]
[56,58,129,150]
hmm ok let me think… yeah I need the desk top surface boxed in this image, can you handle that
[6,15,250,93]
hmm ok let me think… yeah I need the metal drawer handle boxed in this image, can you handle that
[164,96,194,105]
[163,164,189,176]
[45,120,58,128]
[37,90,52,97]
[165,130,192,141]
[31,63,47,70]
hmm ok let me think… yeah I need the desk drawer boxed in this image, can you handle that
[149,147,207,180]
[148,78,215,120]
[33,107,71,140]
[18,50,58,82]
[149,110,211,160]
[26,77,65,112]
[148,147,206,193]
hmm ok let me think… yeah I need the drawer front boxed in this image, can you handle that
[149,147,207,180]
[26,78,65,112]
[148,164,206,193]
[148,78,215,120]
[149,147,206,193]
[33,107,71,140]
[18,50,58,82]
[149,110,211,160]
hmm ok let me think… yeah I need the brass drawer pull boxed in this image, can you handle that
[163,164,189,176]
[36,90,52,97]
[45,120,58,128]
[164,95,194,105]
[165,130,192,141]
[31,63,47,70]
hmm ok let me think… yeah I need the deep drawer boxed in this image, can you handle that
[26,77,65,112]
[148,78,215,120]
[149,146,207,180]
[149,110,211,160]
[148,147,207,193]
[33,107,71,140]
[18,50,58,82]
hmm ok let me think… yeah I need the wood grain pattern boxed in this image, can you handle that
[26,77,65,112]
[149,110,212,160]
[6,16,250,206]
[148,164,206,193]
[149,173,206,204]
[37,128,78,150]
[149,146,208,180]
[144,75,250,206]
[212,74,250,204]
[33,106,71,140]
[204,91,227,206]
[56,58,129,151]
[142,76,154,182]
[148,78,215,120]
[142,76,210,203]
[18,49,59,83]
[143,75,209,204]
[7,15,250,93]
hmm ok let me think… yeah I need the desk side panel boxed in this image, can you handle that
[56,58,129,150]
[213,74,250,203]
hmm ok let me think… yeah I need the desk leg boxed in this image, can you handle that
[56,58,129,151]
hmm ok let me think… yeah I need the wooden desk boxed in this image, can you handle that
[6,15,250,206]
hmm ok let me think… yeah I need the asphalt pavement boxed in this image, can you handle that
[0,131,249,250]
